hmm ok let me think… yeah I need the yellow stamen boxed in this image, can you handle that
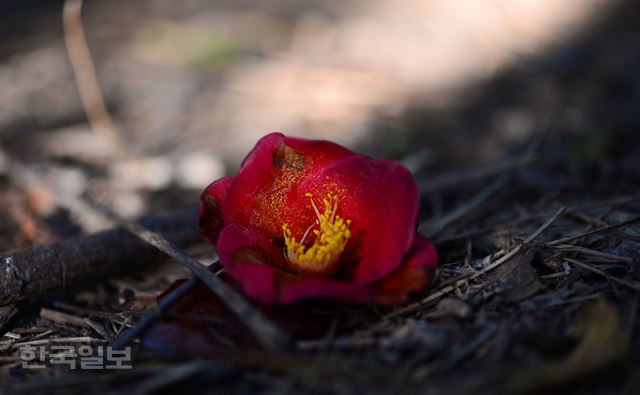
[282,192,352,277]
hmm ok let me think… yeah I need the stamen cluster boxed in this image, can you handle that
[282,192,352,276]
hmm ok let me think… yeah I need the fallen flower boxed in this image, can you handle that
[199,132,438,305]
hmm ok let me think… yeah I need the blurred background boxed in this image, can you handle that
[0,0,638,244]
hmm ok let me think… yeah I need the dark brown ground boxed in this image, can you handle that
[1,1,639,394]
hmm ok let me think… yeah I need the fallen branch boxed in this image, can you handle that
[0,205,202,306]
[419,154,533,194]
[63,0,127,156]
[385,207,566,319]
[91,202,293,352]
[553,244,634,264]
[111,265,212,350]
[421,175,509,237]
[547,214,640,246]
[434,192,640,244]
[566,258,640,292]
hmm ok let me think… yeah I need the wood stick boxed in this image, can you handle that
[435,192,640,244]
[566,258,640,292]
[420,154,533,193]
[547,215,640,246]
[553,244,634,264]
[111,267,211,350]
[0,205,202,306]
[93,203,293,352]
[385,207,566,319]
[63,0,126,155]
[421,175,508,237]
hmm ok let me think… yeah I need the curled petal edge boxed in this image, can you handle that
[199,176,234,245]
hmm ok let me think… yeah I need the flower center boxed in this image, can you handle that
[282,192,352,277]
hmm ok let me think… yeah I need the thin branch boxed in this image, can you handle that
[553,244,634,264]
[385,207,566,319]
[547,215,640,246]
[91,202,292,351]
[421,175,509,237]
[566,258,640,292]
[436,192,640,244]
[419,97,568,195]
[111,263,218,350]
[12,337,107,348]
[63,0,127,156]
[419,155,533,194]
[0,205,201,306]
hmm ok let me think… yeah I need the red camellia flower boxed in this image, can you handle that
[199,132,438,305]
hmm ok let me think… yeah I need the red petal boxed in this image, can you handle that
[216,223,371,304]
[371,233,438,305]
[199,176,234,245]
[222,132,356,238]
[298,155,419,285]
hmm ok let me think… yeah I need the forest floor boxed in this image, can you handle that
[0,1,639,394]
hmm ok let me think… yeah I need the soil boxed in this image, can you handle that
[0,1,639,394]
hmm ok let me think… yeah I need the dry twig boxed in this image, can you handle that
[40,308,89,328]
[111,263,219,350]
[63,0,126,155]
[385,207,566,319]
[436,192,640,244]
[553,244,634,264]
[421,175,509,237]
[565,258,640,292]
[420,155,533,194]
[547,215,640,246]
[0,205,201,306]
[91,202,292,351]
